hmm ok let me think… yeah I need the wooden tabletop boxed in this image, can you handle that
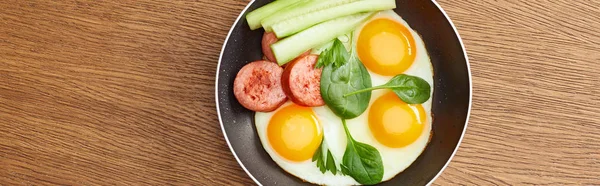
[1,0,599,185]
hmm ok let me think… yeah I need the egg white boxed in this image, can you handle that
[255,10,434,185]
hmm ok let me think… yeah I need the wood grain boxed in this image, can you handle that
[0,0,598,185]
[433,1,600,185]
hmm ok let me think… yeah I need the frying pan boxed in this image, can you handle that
[216,0,471,185]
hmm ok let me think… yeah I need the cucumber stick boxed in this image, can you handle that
[271,13,374,65]
[272,0,396,38]
[246,0,303,30]
[261,0,359,32]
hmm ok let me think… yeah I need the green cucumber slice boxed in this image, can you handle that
[272,0,396,38]
[261,0,359,32]
[246,0,303,30]
[271,12,374,65]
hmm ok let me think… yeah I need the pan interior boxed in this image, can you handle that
[216,1,470,185]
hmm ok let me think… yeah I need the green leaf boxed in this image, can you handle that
[344,74,431,104]
[320,39,372,119]
[315,39,349,68]
[326,150,337,175]
[341,119,384,185]
[312,141,322,162]
[341,164,350,176]
[318,155,326,173]
[313,137,342,175]
[313,139,326,173]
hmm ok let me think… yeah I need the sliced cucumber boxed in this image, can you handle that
[246,0,303,30]
[261,0,359,32]
[271,12,374,65]
[272,0,396,38]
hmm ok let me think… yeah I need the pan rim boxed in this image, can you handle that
[215,1,260,185]
[425,1,472,185]
[215,1,472,185]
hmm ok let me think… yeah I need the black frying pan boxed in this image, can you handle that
[216,0,471,185]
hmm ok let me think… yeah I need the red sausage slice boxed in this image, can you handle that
[281,55,325,107]
[234,61,287,112]
[262,32,279,63]
[262,32,311,65]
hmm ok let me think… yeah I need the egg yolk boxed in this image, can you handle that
[369,92,426,148]
[357,18,416,76]
[268,104,323,162]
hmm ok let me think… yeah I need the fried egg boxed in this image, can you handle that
[255,102,359,185]
[255,10,433,185]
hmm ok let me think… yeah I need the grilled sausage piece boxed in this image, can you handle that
[233,61,287,112]
[281,55,325,107]
[262,32,279,63]
[262,32,311,65]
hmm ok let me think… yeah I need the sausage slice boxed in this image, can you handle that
[281,55,325,107]
[234,61,287,112]
[262,32,279,63]
[262,32,311,65]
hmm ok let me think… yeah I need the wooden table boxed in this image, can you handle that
[1,0,599,185]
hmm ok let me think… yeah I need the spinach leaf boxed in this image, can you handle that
[341,119,383,185]
[318,38,383,184]
[320,39,372,119]
[344,74,431,104]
